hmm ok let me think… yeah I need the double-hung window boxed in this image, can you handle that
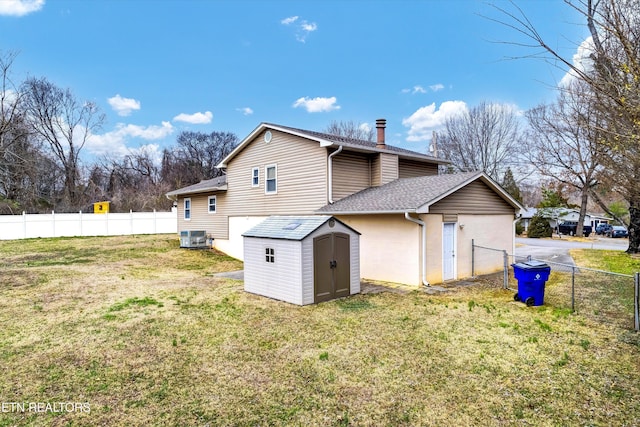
[252,167,259,187]
[208,195,216,213]
[184,198,191,220]
[265,164,277,194]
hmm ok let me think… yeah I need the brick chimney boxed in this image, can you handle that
[376,119,386,149]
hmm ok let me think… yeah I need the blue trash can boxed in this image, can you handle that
[512,260,551,306]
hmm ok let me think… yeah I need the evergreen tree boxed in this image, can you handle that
[501,167,522,204]
[528,213,553,238]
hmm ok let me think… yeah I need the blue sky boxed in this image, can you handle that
[0,0,589,160]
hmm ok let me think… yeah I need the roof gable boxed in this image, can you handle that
[317,172,524,214]
[217,122,448,169]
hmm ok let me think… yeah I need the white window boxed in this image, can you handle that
[252,167,259,187]
[265,247,275,263]
[184,198,191,220]
[208,195,216,213]
[265,164,277,194]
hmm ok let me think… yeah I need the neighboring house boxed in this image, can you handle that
[527,208,610,230]
[166,120,524,286]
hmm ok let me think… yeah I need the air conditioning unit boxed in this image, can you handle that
[180,230,208,249]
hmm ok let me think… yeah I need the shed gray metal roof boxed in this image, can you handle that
[242,215,359,241]
[166,175,227,197]
[317,171,523,214]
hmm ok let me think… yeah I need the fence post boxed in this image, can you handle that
[503,250,509,289]
[471,239,475,278]
[571,266,576,313]
[635,272,639,332]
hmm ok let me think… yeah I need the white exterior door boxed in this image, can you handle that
[442,223,456,281]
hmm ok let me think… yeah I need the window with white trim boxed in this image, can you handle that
[265,247,275,263]
[208,195,216,213]
[265,164,277,194]
[251,167,259,187]
[184,198,191,220]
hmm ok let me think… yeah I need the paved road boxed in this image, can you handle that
[515,236,628,266]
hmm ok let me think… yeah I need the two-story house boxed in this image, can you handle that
[166,120,523,286]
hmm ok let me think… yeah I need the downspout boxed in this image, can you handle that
[513,212,522,258]
[405,212,429,287]
[327,145,343,204]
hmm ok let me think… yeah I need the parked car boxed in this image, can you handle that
[596,223,613,235]
[557,221,592,237]
[606,226,628,238]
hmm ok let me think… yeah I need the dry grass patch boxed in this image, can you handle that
[0,235,639,426]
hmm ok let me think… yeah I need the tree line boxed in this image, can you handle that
[0,52,238,215]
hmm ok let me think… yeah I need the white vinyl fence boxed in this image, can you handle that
[0,209,177,240]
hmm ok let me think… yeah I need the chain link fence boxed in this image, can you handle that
[471,240,640,331]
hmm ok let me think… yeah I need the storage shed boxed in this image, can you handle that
[242,215,360,305]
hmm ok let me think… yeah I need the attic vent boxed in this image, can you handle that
[283,222,302,230]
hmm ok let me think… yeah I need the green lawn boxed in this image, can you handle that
[0,235,639,426]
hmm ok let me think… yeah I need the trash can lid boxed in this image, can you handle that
[513,260,550,270]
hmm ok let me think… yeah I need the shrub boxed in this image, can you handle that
[528,214,552,238]
[515,220,525,236]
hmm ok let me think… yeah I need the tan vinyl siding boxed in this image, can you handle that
[176,193,229,238]
[332,151,371,201]
[225,130,328,216]
[380,153,398,185]
[429,180,515,215]
[371,153,399,186]
[398,159,438,178]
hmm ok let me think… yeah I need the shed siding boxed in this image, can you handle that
[243,237,303,305]
[429,180,514,215]
[398,159,438,178]
[225,130,328,216]
[332,151,371,201]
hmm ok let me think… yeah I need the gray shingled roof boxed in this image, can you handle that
[166,175,227,197]
[242,215,358,241]
[317,172,485,213]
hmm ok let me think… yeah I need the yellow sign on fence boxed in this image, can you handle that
[93,201,110,214]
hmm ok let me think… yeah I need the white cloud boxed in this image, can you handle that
[292,96,340,113]
[173,111,213,124]
[281,15,317,43]
[301,22,317,32]
[402,101,468,142]
[236,107,253,115]
[560,36,595,87]
[401,84,444,95]
[281,16,298,25]
[107,94,141,117]
[0,0,44,16]
[359,122,371,133]
[86,121,174,156]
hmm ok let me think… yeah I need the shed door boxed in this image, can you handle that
[314,232,350,303]
[443,223,456,281]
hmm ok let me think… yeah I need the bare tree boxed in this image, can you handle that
[525,80,606,236]
[323,120,374,141]
[434,102,522,181]
[103,147,173,212]
[22,77,105,211]
[491,0,640,252]
[162,131,238,188]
